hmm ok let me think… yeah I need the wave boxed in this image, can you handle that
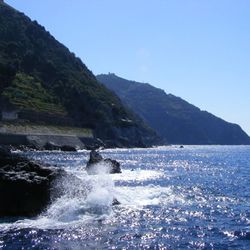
[0,162,173,230]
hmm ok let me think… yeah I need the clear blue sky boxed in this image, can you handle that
[5,0,250,135]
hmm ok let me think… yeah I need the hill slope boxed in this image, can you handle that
[0,2,159,147]
[97,73,250,145]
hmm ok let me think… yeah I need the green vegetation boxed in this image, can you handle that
[0,2,159,147]
[2,73,66,115]
[0,1,129,124]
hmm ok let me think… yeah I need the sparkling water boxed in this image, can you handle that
[0,146,250,249]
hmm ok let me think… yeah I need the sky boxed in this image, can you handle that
[5,0,250,135]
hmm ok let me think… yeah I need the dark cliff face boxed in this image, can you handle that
[0,2,160,147]
[97,73,250,145]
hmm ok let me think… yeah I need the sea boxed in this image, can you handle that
[0,146,249,249]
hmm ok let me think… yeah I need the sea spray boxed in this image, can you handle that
[1,146,250,249]
[44,161,116,224]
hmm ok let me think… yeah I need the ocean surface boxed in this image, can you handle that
[0,146,250,249]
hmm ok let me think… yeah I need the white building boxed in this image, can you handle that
[1,110,18,121]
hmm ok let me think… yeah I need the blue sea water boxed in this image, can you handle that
[0,145,250,249]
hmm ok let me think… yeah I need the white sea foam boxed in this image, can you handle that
[0,162,175,230]
[0,162,116,230]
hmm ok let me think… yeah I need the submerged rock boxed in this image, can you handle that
[86,150,121,174]
[0,146,65,217]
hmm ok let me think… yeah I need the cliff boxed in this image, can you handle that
[97,73,250,145]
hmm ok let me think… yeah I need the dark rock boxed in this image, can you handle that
[27,135,84,151]
[80,137,105,150]
[112,198,121,206]
[0,145,10,156]
[86,150,121,174]
[11,145,36,152]
[103,158,121,174]
[179,145,184,148]
[87,150,103,165]
[44,142,61,151]
[60,145,77,152]
[44,142,77,151]
[0,146,64,217]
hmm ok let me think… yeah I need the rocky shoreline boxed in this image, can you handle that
[0,130,156,151]
[0,146,65,216]
[0,146,121,217]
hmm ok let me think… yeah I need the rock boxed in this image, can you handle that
[0,146,64,217]
[112,198,121,206]
[80,137,105,150]
[0,145,10,155]
[44,142,61,151]
[86,150,121,174]
[103,158,121,174]
[87,150,103,165]
[60,145,77,152]
[44,142,77,151]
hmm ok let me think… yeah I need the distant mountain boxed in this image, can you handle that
[0,2,160,147]
[97,73,250,145]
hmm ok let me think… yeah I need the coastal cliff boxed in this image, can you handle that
[97,73,250,145]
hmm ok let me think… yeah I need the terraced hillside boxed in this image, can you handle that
[0,2,159,147]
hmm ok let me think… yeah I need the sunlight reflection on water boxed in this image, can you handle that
[1,145,250,249]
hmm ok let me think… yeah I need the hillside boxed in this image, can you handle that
[0,2,160,147]
[97,73,250,145]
